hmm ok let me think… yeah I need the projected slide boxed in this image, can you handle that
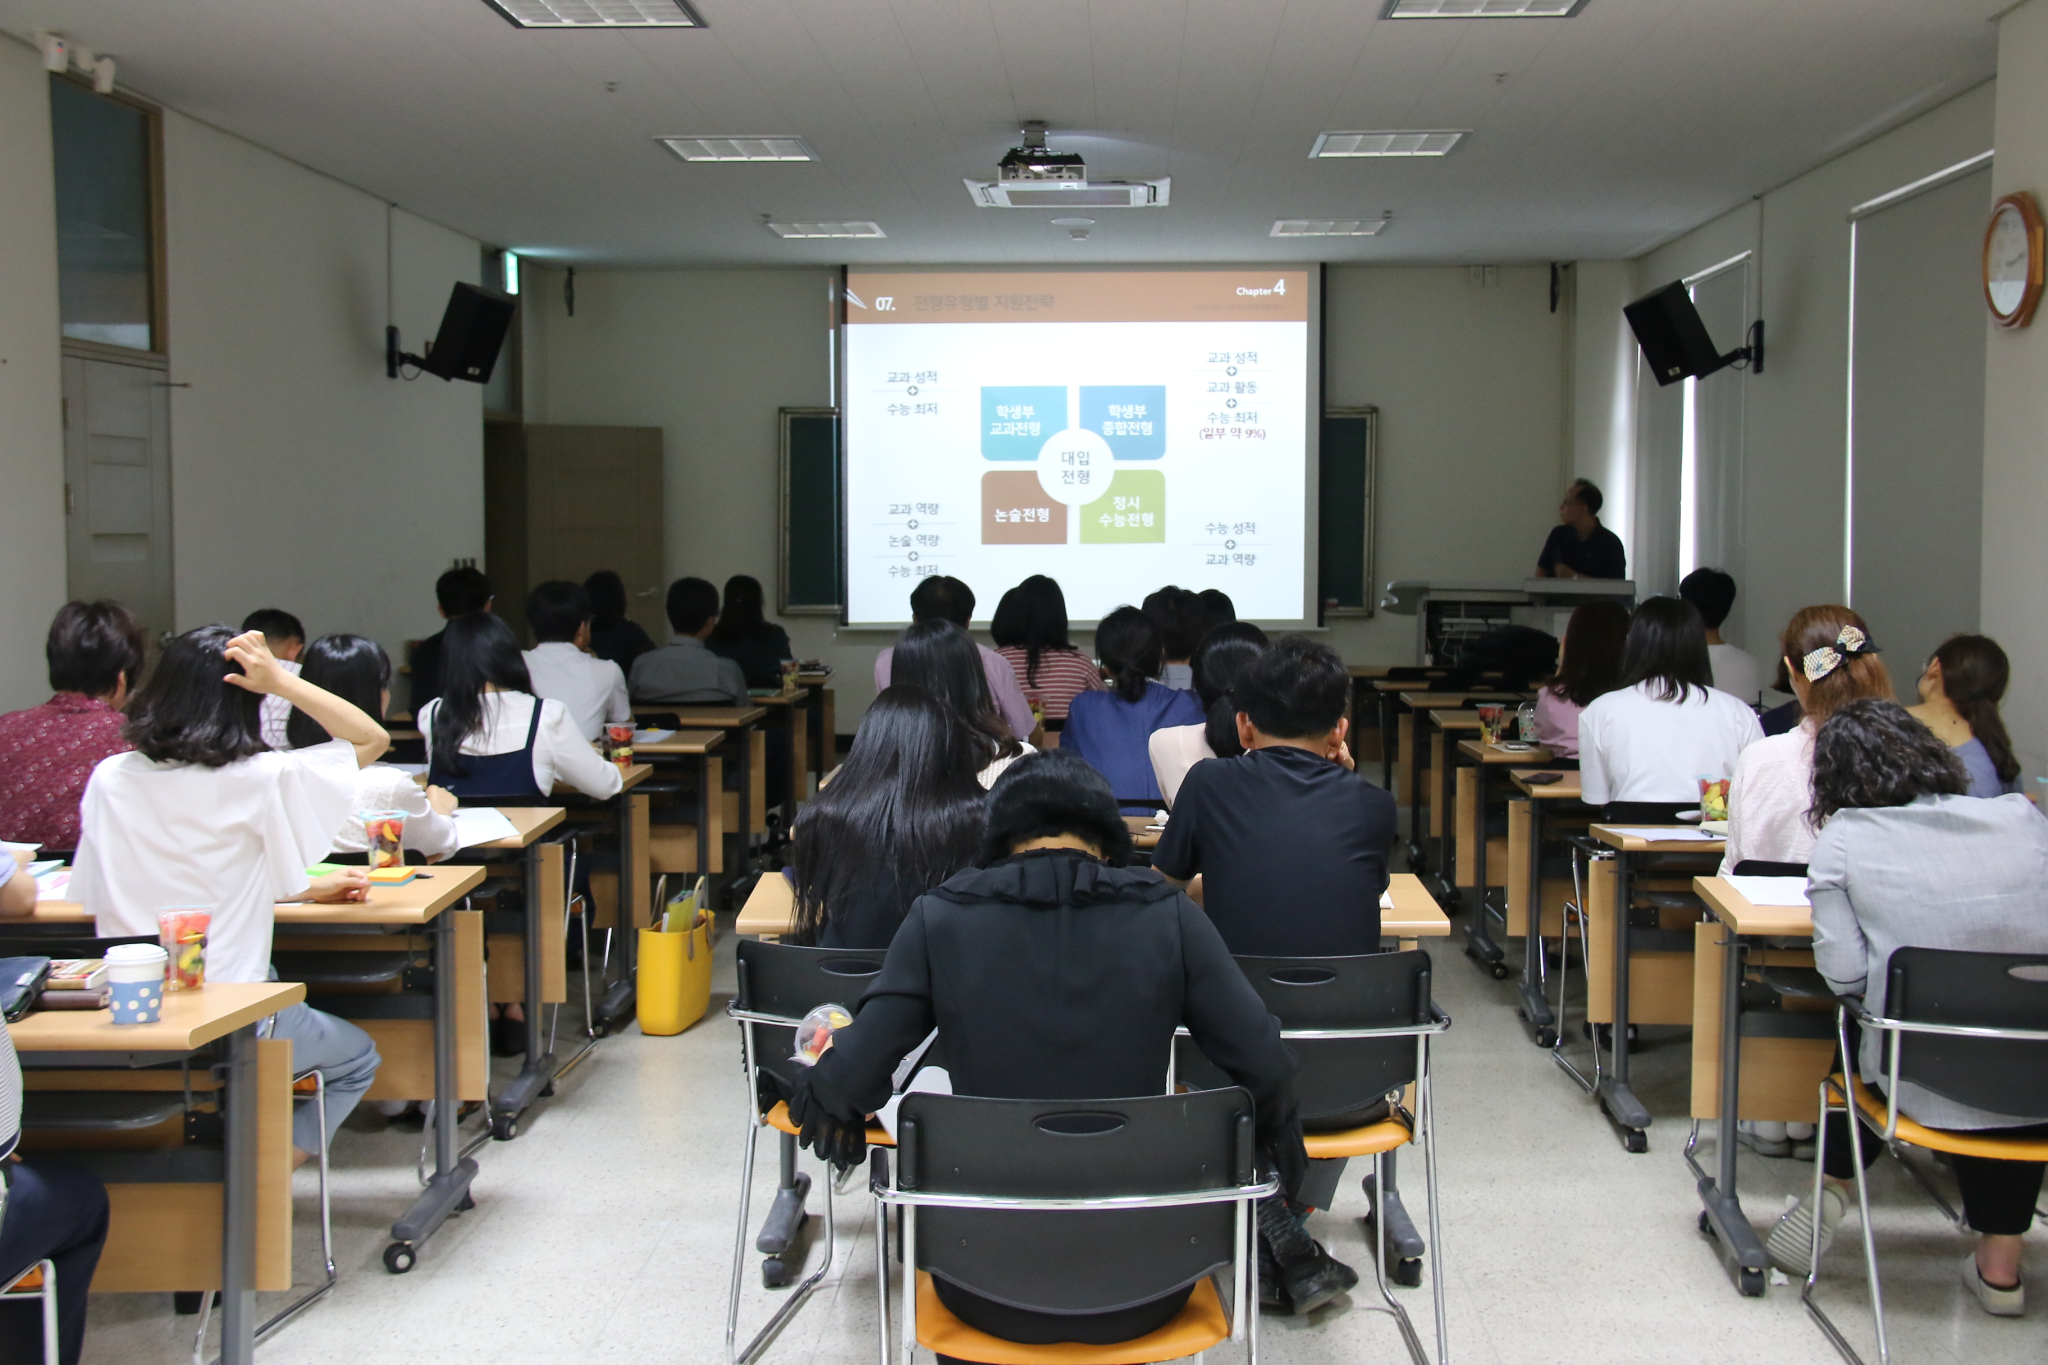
[843,268,1314,626]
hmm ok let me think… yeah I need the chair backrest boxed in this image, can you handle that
[1731,860,1808,878]
[733,939,888,1094]
[1886,946,2048,1117]
[1600,801,1695,824]
[0,932,155,959]
[1180,951,1431,1128]
[896,1087,1254,1315]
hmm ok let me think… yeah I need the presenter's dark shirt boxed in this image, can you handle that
[1537,522,1627,580]
[1152,745,1397,956]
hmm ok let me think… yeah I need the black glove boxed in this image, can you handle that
[789,1065,869,1172]
[1260,1102,1308,1205]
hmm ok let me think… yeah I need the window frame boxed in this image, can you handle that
[52,71,168,367]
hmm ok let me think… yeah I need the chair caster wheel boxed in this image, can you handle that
[591,1022,609,1040]
[1698,1211,1713,1237]
[1622,1130,1648,1154]
[491,1115,518,1141]
[540,1081,557,1097]
[457,1191,476,1212]
[384,1242,417,1274]
[174,1291,213,1315]
[762,1257,790,1289]
[1389,1256,1423,1288]
[1534,1027,1558,1049]
[1489,962,1512,980]
[1738,1265,1766,1297]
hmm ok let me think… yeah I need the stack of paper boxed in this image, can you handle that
[1604,826,1721,842]
[632,729,676,745]
[1723,875,1811,907]
[454,807,521,848]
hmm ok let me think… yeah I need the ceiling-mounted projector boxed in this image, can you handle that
[968,122,1169,209]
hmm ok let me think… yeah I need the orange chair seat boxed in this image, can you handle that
[4,1264,45,1292]
[914,1270,1228,1365]
[764,1099,894,1148]
[294,1076,321,1095]
[1303,1116,1412,1161]
[1832,1074,2048,1162]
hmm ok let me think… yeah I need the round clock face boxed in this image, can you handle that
[1988,202,2032,317]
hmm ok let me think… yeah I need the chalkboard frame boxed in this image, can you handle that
[1319,406,1379,618]
[778,406,843,615]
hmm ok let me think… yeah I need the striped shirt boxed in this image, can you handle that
[996,646,1105,722]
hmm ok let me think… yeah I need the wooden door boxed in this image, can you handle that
[62,355,174,638]
[496,425,666,641]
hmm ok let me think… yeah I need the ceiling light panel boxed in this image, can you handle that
[484,0,704,28]
[1271,220,1389,238]
[661,137,814,163]
[1382,0,1586,16]
[1311,131,1465,159]
[766,221,885,239]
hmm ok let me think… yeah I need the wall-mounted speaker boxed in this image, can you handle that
[386,282,515,384]
[1624,281,1732,386]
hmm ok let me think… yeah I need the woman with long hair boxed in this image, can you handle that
[420,613,621,803]
[1062,606,1206,808]
[1908,634,2023,798]
[1576,596,1762,810]
[1147,622,1270,806]
[707,573,795,689]
[1141,585,1208,690]
[790,686,986,947]
[989,575,1103,722]
[581,569,656,675]
[1532,599,1630,760]
[1762,698,2048,1313]
[290,633,460,861]
[890,619,1028,786]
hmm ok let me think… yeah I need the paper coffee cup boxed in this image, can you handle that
[105,943,169,1025]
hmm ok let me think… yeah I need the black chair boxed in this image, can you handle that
[1804,947,2048,1365]
[873,1087,1273,1365]
[1176,951,1449,1365]
[726,939,892,1365]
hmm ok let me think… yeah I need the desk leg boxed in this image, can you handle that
[220,1022,259,1365]
[1596,850,1652,1150]
[696,753,712,881]
[597,791,640,1030]
[1698,923,1769,1295]
[738,721,755,861]
[493,841,560,1134]
[1463,761,1506,973]
[1517,797,1557,1045]
[1378,691,1395,792]
[1407,734,1431,874]
[389,909,480,1266]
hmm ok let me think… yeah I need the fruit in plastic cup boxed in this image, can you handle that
[158,909,210,991]
[1476,704,1504,745]
[1699,777,1730,823]
[106,943,169,1024]
[361,810,407,868]
[607,724,635,767]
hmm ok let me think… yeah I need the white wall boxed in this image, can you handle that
[1633,82,1996,685]
[1982,0,2048,779]
[163,112,483,666]
[0,39,70,709]
[1567,260,1640,554]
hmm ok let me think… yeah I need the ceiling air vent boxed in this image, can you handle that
[1271,219,1389,237]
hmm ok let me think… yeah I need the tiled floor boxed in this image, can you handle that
[84,895,2044,1364]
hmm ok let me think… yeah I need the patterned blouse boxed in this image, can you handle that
[0,693,133,850]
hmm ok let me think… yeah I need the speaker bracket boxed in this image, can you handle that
[385,325,445,381]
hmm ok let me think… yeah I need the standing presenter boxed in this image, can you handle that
[1535,479,1627,580]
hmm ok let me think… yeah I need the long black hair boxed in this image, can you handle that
[709,574,771,645]
[1094,606,1163,703]
[1546,600,1631,708]
[988,575,1074,687]
[123,625,267,768]
[978,748,1134,868]
[1141,586,1206,663]
[891,620,1019,760]
[583,570,629,626]
[1811,698,1968,824]
[430,613,535,779]
[1192,622,1269,757]
[289,634,391,749]
[1930,634,2020,785]
[1616,596,1713,704]
[791,686,986,945]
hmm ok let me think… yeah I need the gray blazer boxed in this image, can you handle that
[1808,793,2048,1130]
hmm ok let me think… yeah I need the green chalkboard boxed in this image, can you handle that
[1318,407,1379,616]
[779,408,842,614]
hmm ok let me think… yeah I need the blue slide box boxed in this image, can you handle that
[1080,386,1167,459]
[980,387,1068,460]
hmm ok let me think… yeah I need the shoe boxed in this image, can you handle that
[490,1016,527,1057]
[1277,1240,1358,1316]
[1766,1185,1847,1273]
[1738,1120,1792,1158]
[1962,1254,2025,1317]
[1787,1121,1818,1162]
[1257,1243,1290,1312]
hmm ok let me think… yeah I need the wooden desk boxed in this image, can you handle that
[1581,824,1725,1152]
[15,982,303,1362]
[1448,739,1553,978]
[1393,689,1525,809]
[467,807,572,1135]
[1689,876,1831,1296]
[1418,711,1484,879]
[1125,812,1166,850]
[553,763,653,1031]
[636,730,728,877]
[1504,769,1585,1046]
[647,705,768,855]
[748,686,814,809]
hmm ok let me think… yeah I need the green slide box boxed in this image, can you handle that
[1081,471,1166,544]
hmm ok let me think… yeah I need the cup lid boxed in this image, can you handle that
[106,942,169,963]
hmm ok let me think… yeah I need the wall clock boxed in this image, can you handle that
[1984,191,2044,329]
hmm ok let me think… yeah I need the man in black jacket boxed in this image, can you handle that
[793,750,1352,1342]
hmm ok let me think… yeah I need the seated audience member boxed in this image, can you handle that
[1758,669,1804,738]
[1532,600,1630,760]
[1719,607,1890,874]
[1765,699,2048,1317]
[1535,478,1626,580]
[1148,622,1270,806]
[583,570,657,676]
[291,633,459,862]
[242,608,306,748]
[990,574,1105,724]
[75,627,389,1165]
[521,580,632,741]
[792,750,1349,1329]
[707,574,795,689]
[1577,596,1762,808]
[873,576,1035,740]
[1062,607,1206,808]
[0,910,112,1365]
[891,620,1031,787]
[1142,585,1207,690]
[1678,569,1762,707]
[790,687,984,948]
[0,600,144,851]
[409,566,493,709]
[1908,634,2023,798]
[1153,636,1395,957]
[629,577,749,707]
[422,613,623,804]
[1198,587,1237,634]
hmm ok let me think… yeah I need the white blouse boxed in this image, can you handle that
[1717,723,1817,871]
[418,692,622,800]
[1148,723,1215,808]
[977,742,1036,790]
[329,764,460,861]
[1578,681,1764,807]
